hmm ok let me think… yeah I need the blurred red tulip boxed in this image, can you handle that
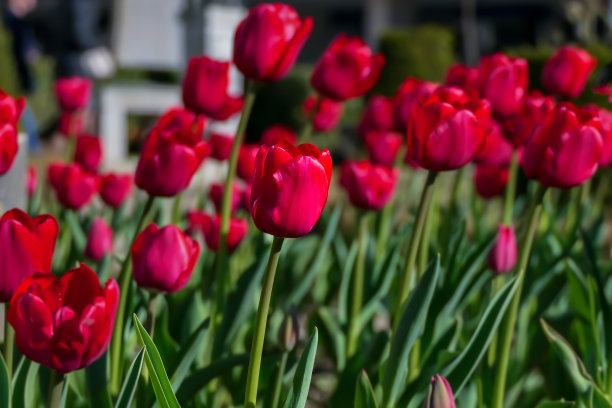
[488,224,517,274]
[0,122,18,176]
[358,95,394,137]
[340,161,398,210]
[27,165,37,196]
[74,134,103,173]
[48,162,99,209]
[0,90,25,123]
[209,182,243,213]
[156,107,206,135]
[474,120,513,166]
[393,78,438,132]
[364,131,402,166]
[188,211,248,252]
[445,63,480,99]
[100,173,133,208]
[584,104,612,167]
[542,46,596,99]
[54,77,92,112]
[58,112,84,137]
[478,53,528,117]
[85,218,113,261]
[209,132,234,161]
[261,125,297,146]
[237,144,260,181]
[474,164,509,198]
[302,96,343,132]
[500,91,555,148]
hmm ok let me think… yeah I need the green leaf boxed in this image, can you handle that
[355,371,378,408]
[443,275,520,395]
[534,402,575,408]
[12,358,38,408]
[0,354,9,408]
[114,348,145,408]
[133,313,180,408]
[282,328,319,408]
[316,308,346,371]
[64,210,87,252]
[170,318,209,391]
[338,241,359,323]
[381,256,441,408]
[85,352,113,408]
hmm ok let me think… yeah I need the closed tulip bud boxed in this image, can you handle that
[364,131,402,166]
[277,309,300,351]
[523,102,603,188]
[100,173,133,208]
[208,183,243,213]
[54,77,92,112]
[423,374,456,408]
[156,107,206,135]
[311,35,385,101]
[0,209,59,302]
[58,111,84,137]
[358,95,394,137]
[500,91,555,148]
[74,134,103,173]
[393,78,438,132]
[234,3,313,82]
[445,63,480,99]
[27,165,37,197]
[0,90,25,123]
[478,53,528,117]
[584,104,612,167]
[0,123,18,176]
[209,132,234,161]
[182,56,244,120]
[302,96,344,132]
[85,218,113,261]
[406,86,491,171]
[132,223,200,293]
[237,144,260,182]
[8,263,118,373]
[261,125,297,146]
[188,211,248,253]
[250,141,332,238]
[474,164,509,198]
[340,161,398,210]
[474,120,513,166]
[135,126,209,197]
[488,224,518,273]
[543,46,597,99]
[48,162,99,209]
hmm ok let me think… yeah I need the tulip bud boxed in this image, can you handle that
[187,211,248,253]
[277,308,300,352]
[488,224,518,274]
[74,134,103,173]
[85,218,113,261]
[0,90,25,123]
[423,375,456,408]
[27,165,37,197]
[58,111,84,137]
[54,76,92,112]
[364,131,402,166]
[48,162,99,209]
[340,161,398,210]
[0,122,18,176]
[478,53,528,118]
[302,96,343,132]
[209,183,243,214]
[237,144,260,182]
[261,125,297,146]
[358,95,394,137]
[209,132,234,161]
[393,78,438,132]
[100,173,133,208]
[542,46,596,99]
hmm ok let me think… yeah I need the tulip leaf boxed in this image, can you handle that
[534,402,575,408]
[64,209,87,253]
[381,256,441,408]
[355,371,378,408]
[114,348,145,408]
[133,314,180,408]
[0,354,9,408]
[282,328,319,408]
[12,358,39,408]
[338,241,359,323]
[443,275,520,395]
[169,318,209,391]
[85,351,113,408]
[315,307,346,371]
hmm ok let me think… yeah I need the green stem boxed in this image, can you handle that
[347,213,370,357]
[3,312,13,383]
[503,151,519,226]
[418,182,437,277]
[270,352,289,408]
[491,185,546,408]
[375,204,392,262]
[110,195,156,395]
[47,371,65,408]
[487,275,505,367]
[394,170,438,326]
[172,192,183,226]
[299,94,321,144]
[244,236,285,408]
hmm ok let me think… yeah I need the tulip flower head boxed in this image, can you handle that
[261,125,297,146]
[302,96,344,132]
[393,78,438,132]
[0,122,18,176]
[100,173,133,208]
[500,90,555,148]
[340,161,398,210]
[364,131,403,167]
[237,144,260,182]
[156,107,206,135]
[74,134,103,173]
[209,183,244,213]
[478,53,528,118]
[543,46,597,99]
[423,374,456,408]
[445,63,480,99]
[209,132,234,161]
[187,211,248,253]
[27,165,37,197]
[474,164,509,198]
[488,224,518,273]
[85,218,113,261]
[584,104,612,167]
[358,94,394,137]
[0,90,25,123]
[54,77,92,112]
[48,162,100,209]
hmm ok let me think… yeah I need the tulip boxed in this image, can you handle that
[393,78,438,132]
[523,102,603,188]
[406,86,491,171]
[474,120,513,166]
[99,173,133,208]
[487,224,517,273]
[182,56,244,120]
[132,223,200,293]
[209,183,243,213]
[584,104,612,167]
[542,46,597,99]
[188,211,248,253]
[8,263,118,374]
[277,310,300,352]
[209,132,234,161]
[423,374,456,408]
[54,77,92,112]
[474,164,509,198]
[237,144,260,181]
[302,96,343,132]
[340,161,398,210]
[0,90,25,123]
[27,165,37,197]
[310,34,385,101]
[478,53,528,117]
[0,122,18,176]
[0,209,59,302]
[48,162,99,209]
[500,91,555,148]
[58,111,84,137]
[364,131,402,166]
[234,3,313,82]
[135,126,209,197]
[156,107,206,135]
[85,218,113,261]
[445,63,479,99]
[74,134,103,173]
[358,95,394,137]
[250,141,332,237]
[261,125,297,146]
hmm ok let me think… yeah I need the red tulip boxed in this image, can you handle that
[500,91,555,148]
[85,218,113,261]
[474,164,509,198]
[209,183,243,213]
[523,102,603,188]
[27,165,37,197]
[487,224,517,274]
[311,34,385,101]
[250,142,331,237]
[584,104,612,166]
[393,78,438,132]
[54,77,92,112]
[234,3,313,82]
[0,209,59,302]
[542,46,597,99]
[261,125,297,146]
[302,96,343,132]
[156,107,206,135]
[209,132,234,161]
[58,112,84,137]
[364,131,402,166]
[8,263,118,373]
[474,120,513,166]
[132,223,200,293]
[0,90,25,123]
[478,53,528,117]
[100,173,133,208]
[188,211,248,253]
[237,144,260,181]
[135,126,209,197]
[406,86,491,171]
[445,63,479,99]
[0,122,18,176]
[358,95,394,137]
[340,161,398,210]
[48,162,99,209]
[182,56,244,120]
[74,134,103,173]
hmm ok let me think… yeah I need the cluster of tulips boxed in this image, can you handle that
[1,2,612,408]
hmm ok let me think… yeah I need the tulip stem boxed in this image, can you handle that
[3,312,13,382]
[110,195,156,395]
[172,192,183,226]
[347,212,371,358]
[299,94,321,143]
[244,236,284,408]
[394,170,438,327]
[503,151,518,226]
[375,203,392,262]
[491,184,546,408]
[270,351,289,408]
[47,371,65,408]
